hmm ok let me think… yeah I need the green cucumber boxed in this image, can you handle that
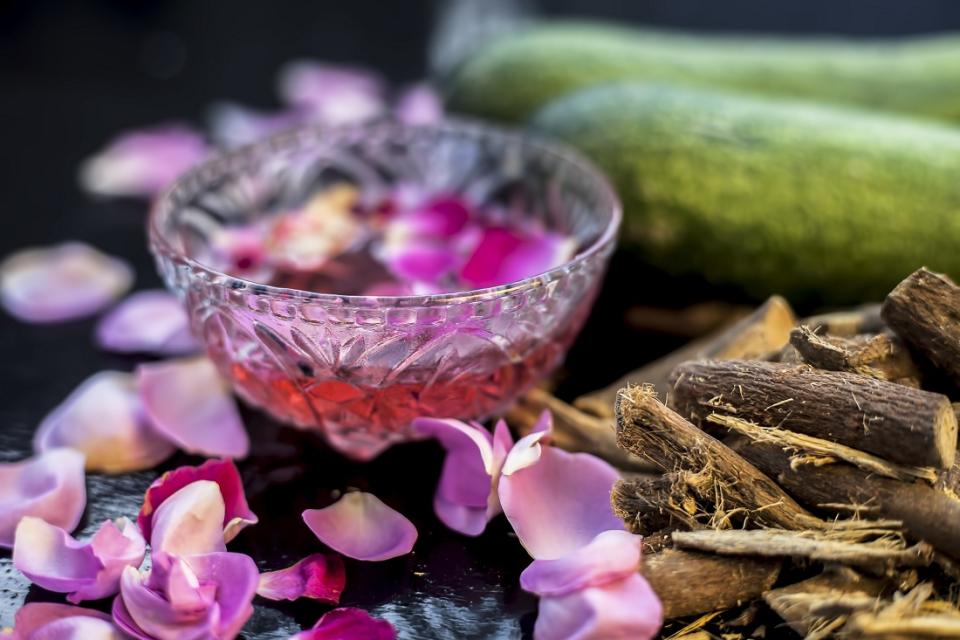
[447,22,960,123]
[530,83,960,302]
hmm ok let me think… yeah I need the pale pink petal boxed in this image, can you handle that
[208,102,308,148]
[0,448,86,549]
[302,492,417,561]
[0,243,133,323]
[96,290,198,355]
[520,530,642,597]
[78,125,209,197]
[381,243,459,283]
[394,84,443,125]
[533,574,663,640]
[34,371,176,474]
[207,223,274,282]
[277,61,385,125]
[432,494,489,537]
[256,553,345,603]
[291,608,396,640]
[136,357,249,459]
[13,516,145,604]
[149,480,227,557]
[460,227,576,289]
[13,603,124,640]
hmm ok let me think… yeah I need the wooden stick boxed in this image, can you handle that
[844,583,960,638]
[789,326,921,386]
[882,267,960,388]
[669,360,957,469]
[576,296,795,418]
[801,304,885,337]
[612,473,706,534]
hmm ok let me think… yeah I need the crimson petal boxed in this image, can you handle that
[256,552,345,603]
[291,608,396,640]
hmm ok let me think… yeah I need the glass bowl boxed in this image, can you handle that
[149,119,621,460]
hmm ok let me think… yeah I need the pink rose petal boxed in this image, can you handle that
[302,492,417,561]
[277,62,385,125]
[13,516,145,603]
[208,102,309,148]
[0,243,133,323]
[394,84,443,125]
[291,607,396,640]
[256,552,345,603]
[78,124,209,197]
[207,223,275,282]
[33,371,176,474]
[138,458,257,543]
[13,603,124,640]
[520,530,642,597]
[96,290,198,355]
[136,357,249,459]
[460,227,576,289]
[149,480,227,557]
[0,448,86,549]
[533,573,663,640]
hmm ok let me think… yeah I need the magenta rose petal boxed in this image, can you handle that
[13,602,124,640]
[33,371,176,474]
[302,492,417,561]
[292,607,396,640]
[496,231,577,285]
[256,552,346,603]
[533,573,663,640]
[277,61,385,125]
[519,530,642,597]
[138,458,257,543]
[0,448,86,549]
[96,290,198,355]
[0,242,133,324]
[78,124,209,197]
[149,480,227,557]
[394,84,443,125]
[136,357,249,459]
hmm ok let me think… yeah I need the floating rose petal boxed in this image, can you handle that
[460,227,576,289]
[208,102,309,148]
[13,516,145,604]
[0,242,133,323]
[78,124,209,197]
[113,551,259,640]
[96,290,198,355]
[394,84,443,125]
[277,61,385,126]
[0,448,86,549]
[266,191,364,271]
[302,492,417,561]
[381,243,459,284]
[291,608,396,640]
[257,552,345,603]
[138,458,257,544]
[150,480,227,557]
[13,603,124,640]
[498,413,623,560]
[520,530,642,597]
[137,357,249,459]
[207,223,274,283]
[34,371,175,474]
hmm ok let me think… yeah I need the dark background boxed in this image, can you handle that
[4,1,960,638]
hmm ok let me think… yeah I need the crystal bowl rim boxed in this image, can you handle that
[148,117,622,306]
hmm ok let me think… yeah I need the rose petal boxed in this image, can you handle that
[0,243,133,323]
[394,84,443,125]
[96,290,198,355]
[0,448,86,549]
[34,371,176,474]
[291,608,396,640]
[207,223,274,282]
[266,194,364,271]
[136,357,249,459]
[533,574,663,640]
[78,125,209,197]
[208,102,308,148]
[460,227,576,289]
[256,553,345,603]
[302,492,417,561]
[149,480,227,557]
[277,62,385,125]
[381,243,459,283]
[13,603,123,640]
[520,530,642,597]
[138,458,257,543]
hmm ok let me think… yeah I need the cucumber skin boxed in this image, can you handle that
[447,22,960,123]
[530,84,960,302]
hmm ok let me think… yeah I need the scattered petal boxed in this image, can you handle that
[278,62,385,126]
[291,608,396,640]
[0,448,86,549]
[533,574,663,640]
[96,290,198,355]
[149,480,227,557]
[78,125,209,197]
[13,516,145,603]
[460,227,576,289]
[520,530,642,597]
[302,492,417,561]
[34,371,175,474]
[137,357,249,459]
[13,603,124,640]
[394,84,443,125]
[208,102,308,148]
[138,458,257,543]
[257,553,345,603]
[0,242,133,323]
